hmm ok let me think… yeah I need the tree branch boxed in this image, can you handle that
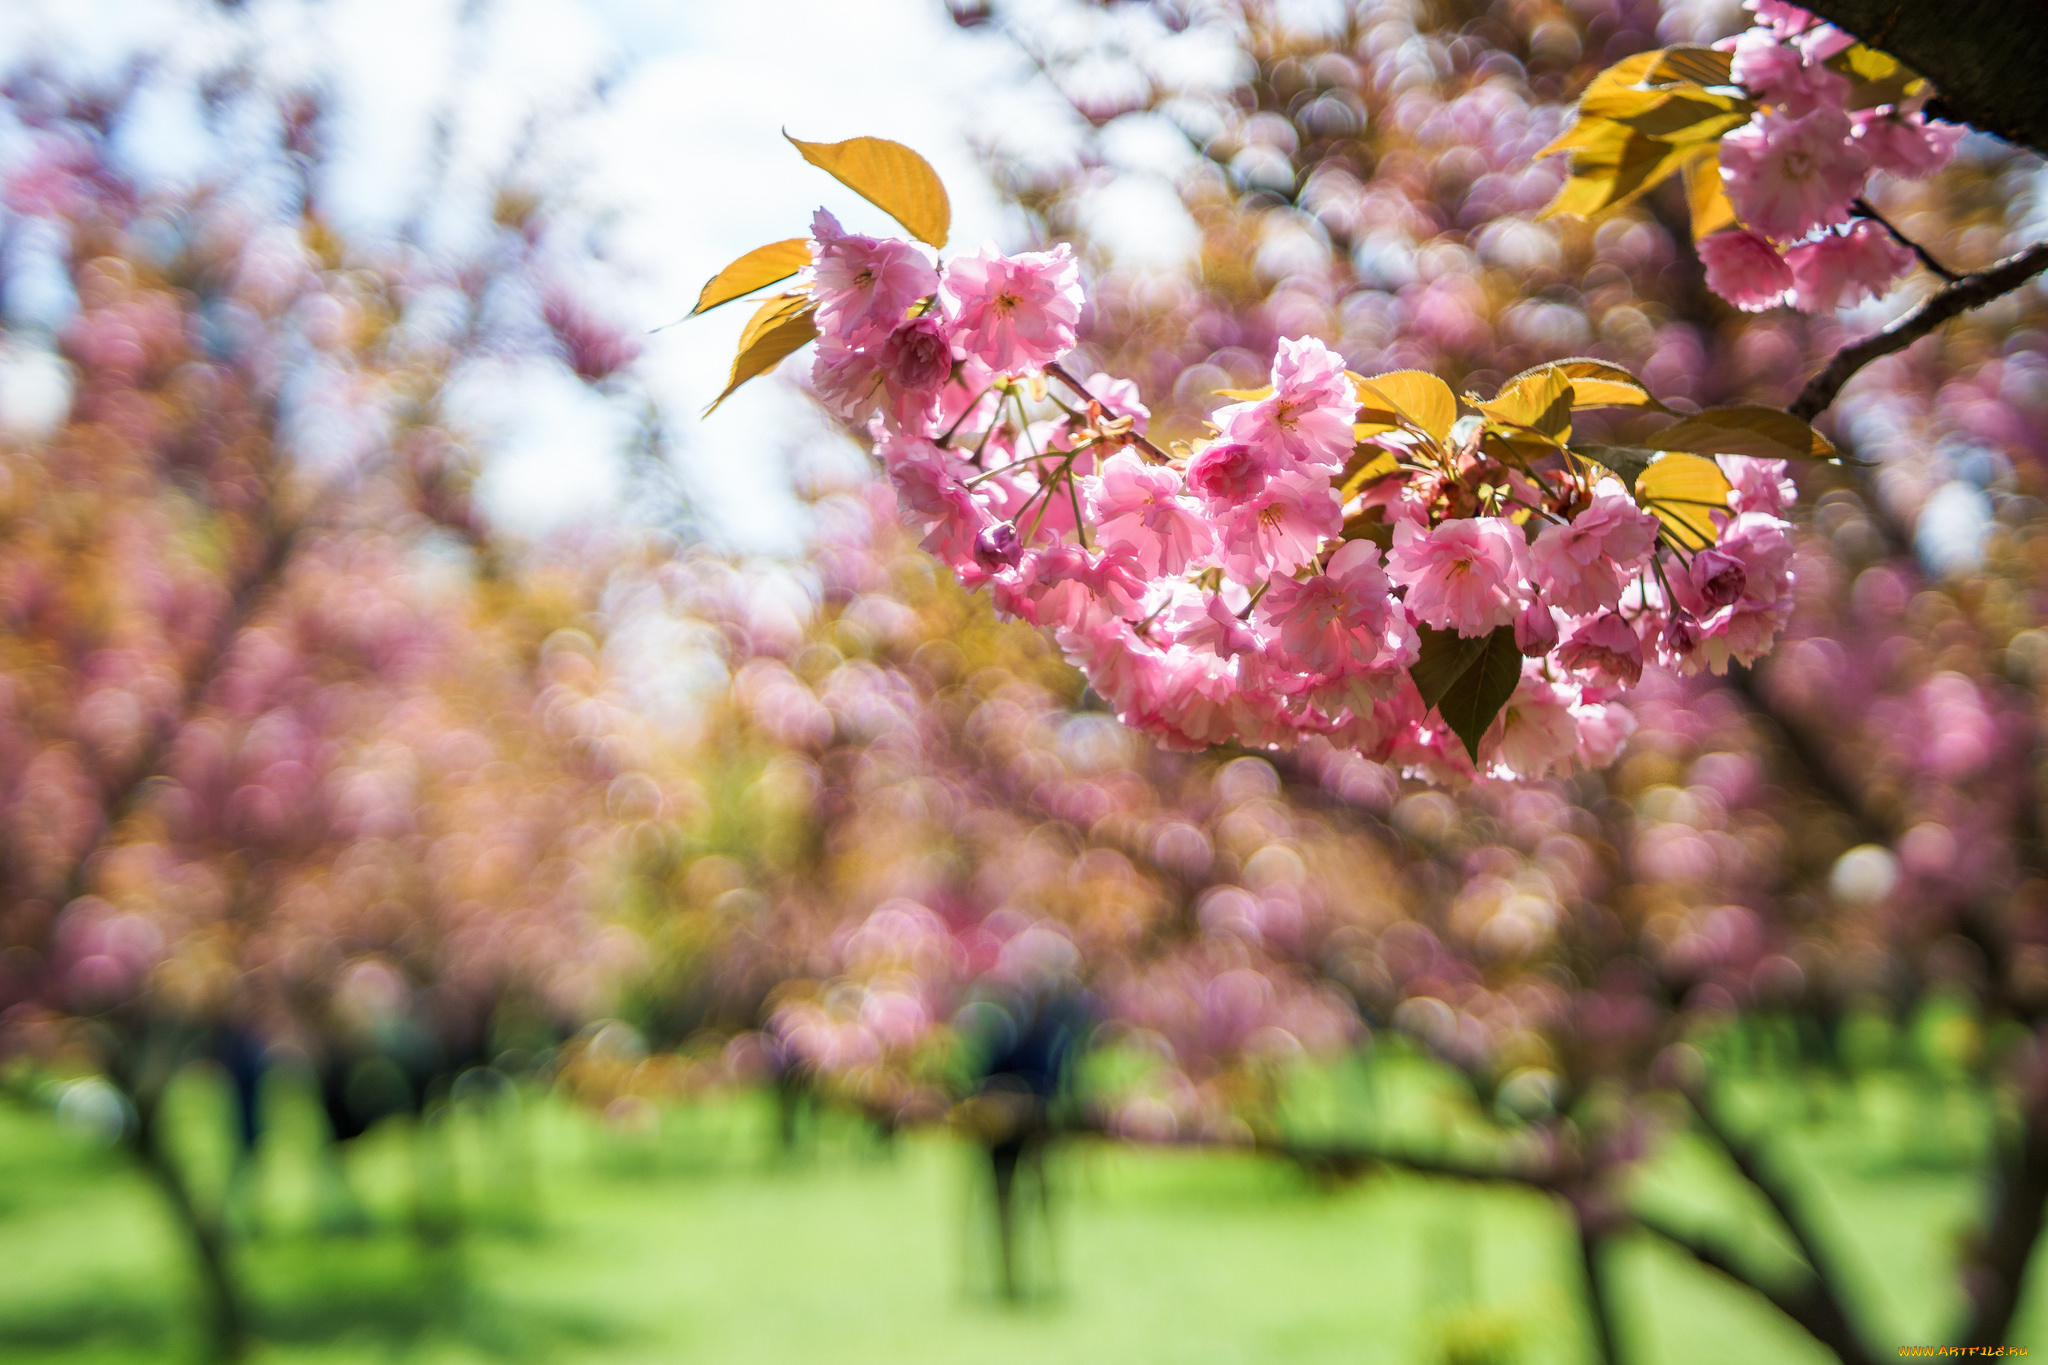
[1630,1211,1877,1365]
[1065,1112,1560,1189]
[1577,1217,1621,1365]
[1683,1086,1862,1320]
[1790,240,2048,421]
[1795,2,2048,160]
[1960,1106,2048,1347]
[1851,197,1959,284]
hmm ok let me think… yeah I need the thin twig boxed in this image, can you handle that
[1043,361,1174,464]
[1853,197,1960,283]
[1790,239,2048,421]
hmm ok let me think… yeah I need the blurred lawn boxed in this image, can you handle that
[0,1064,2042,1364]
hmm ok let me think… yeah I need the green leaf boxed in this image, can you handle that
[1410,624,1523,764]
[1651,406,1837,462]
[691,239,813,317]
[704,293,819,414]
[786,133,951,248]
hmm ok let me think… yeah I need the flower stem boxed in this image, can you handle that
[1044,361,1174,465]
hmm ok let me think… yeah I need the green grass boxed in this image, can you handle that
[0,1065,2042,1365]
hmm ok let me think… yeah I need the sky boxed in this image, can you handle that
[0,0,1089,553]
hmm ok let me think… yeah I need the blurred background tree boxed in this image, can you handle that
[1,0,2047,1363]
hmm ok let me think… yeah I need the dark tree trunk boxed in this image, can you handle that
[1962,1108,2048,1347]
[128,1097,248,1364]
[1798,1,2048,158]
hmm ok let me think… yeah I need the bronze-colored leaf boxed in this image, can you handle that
[1647,45,1735,87]
[691,239,812,317]
[786,133,951,248]
[1652,406,1837,462]
[1574,443,1657,492]
[704,293,819,414]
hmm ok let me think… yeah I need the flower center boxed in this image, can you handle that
[993,289,1022,316]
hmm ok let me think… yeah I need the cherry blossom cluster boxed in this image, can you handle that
[804,209,1799,782]
[1697,0,1963,313]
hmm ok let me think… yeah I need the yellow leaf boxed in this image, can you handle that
[1581,49,1664,102]
[1475,365,1572,441]
[1825,44,1925,109]
[1541,133,1714,220]
[1339,449,1400,500]
[786,133,951,248]
[1636,452,1733,550]
[1613,90,1752,145]
[705,293,819,414]
[1355,370,1458,446]
[1521,357,1669,412]
[1684,150,1739,241]
[1579,85,1675,122]
[1537,114,1632,162]
[1214,385,1273,401]
[691,239,813,317]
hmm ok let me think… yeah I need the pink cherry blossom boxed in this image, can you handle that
[1852,109,1965,179]
[1387,516,1528,635]
[1744,1,1817,41]
[1720,107,1865,241]
[1698,230,1794,312]
[1254,540,1393,675]
[1786,219,1916,312]
[1087,451,1214,575]
[811,338,883,418]
[1490,674,1582,779]
[941,243,1084,374]
[811,209,940,346]
[1186,441,1273,507]
[877,315,955,394]
[1180,591,1265,660]
[1730,29,1847,118]
[1556,612,1645,686]
[1670,513,1796,673]
[1528,483,1660,615]
[1212,336,1359,474]
[1718,456,1796,517]
[1213,472,1343,579]
[1514,600,1560,657]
